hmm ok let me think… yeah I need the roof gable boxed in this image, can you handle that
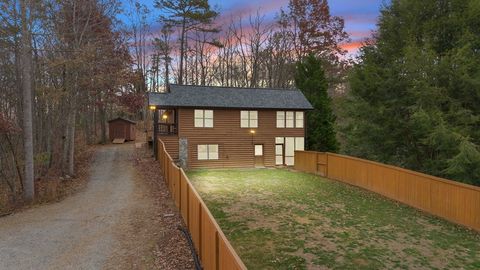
[148,85,313,110]
[108,117,136,124]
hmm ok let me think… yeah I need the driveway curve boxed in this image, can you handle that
[0,144,137,270]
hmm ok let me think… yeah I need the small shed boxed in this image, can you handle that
[108,117,136,142]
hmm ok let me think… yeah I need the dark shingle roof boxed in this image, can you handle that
[108,117,136,124]
[148,85,313,110]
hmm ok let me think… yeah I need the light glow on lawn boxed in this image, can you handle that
[187,168,480,270]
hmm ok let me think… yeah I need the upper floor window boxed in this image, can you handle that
[194,109,213,128]
[276,111,285,128]
[276,111,304,128]
[295,112,304,128]
[286,111,294,128]
[240,111,258,128]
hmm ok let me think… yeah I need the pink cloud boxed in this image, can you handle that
[340,41,366,57]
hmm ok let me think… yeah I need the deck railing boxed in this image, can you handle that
[157,139,247,270]
[294,151,480,232]
[157,123,177,135]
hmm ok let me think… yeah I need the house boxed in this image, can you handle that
[148,85,313,169]
[108,117,136,142]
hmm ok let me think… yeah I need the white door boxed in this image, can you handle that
[275,144,283,165]
[285,137,295,166]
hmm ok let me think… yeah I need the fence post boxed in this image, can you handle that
[215,231,219,270]
[198,202,203,260]
[186,182,190,226]
[178,169,181,210]
[326,152,329,178]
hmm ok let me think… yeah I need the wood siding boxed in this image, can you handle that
[177,108,305,169]
[159,135,179,159]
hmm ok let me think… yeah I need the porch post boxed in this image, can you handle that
[153,107,159,159]
[175,107,178,134]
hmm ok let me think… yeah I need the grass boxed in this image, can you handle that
[187,168,480,270]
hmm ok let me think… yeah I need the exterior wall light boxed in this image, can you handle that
[149,105,156,111]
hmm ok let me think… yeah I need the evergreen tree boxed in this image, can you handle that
[295,54,339,152]
[342,0,480,185]
[154,0,219,85]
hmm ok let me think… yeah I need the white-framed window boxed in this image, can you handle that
[295,137,305,151]
[286,111,294,128]
[194,109,213,128]
[277,111,304,128]
[197,144,218,160]
[295,112,304,128]
[240,111,258,128]
[276,111,285,128]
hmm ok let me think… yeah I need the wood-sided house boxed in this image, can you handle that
[148,85,313,169]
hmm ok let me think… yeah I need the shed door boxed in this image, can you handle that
[113,124,127,139]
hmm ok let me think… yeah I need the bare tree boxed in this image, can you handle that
[20,0,34,201]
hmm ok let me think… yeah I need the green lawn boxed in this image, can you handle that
[187,168,480,270]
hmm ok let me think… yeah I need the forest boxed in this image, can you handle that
[1,0,479,207]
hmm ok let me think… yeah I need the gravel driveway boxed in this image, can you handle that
[0,144,138,270]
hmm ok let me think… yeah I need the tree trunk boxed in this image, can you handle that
[99,103,107,144]
[62,104,71,173]
[178,18,186,85]
[67,105,76,176]
[20,0,34,202]
[164,52,170,89]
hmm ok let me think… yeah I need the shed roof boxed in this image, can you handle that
[107,117,136,124]
[148,84,313,110]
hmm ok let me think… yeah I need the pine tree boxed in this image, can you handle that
[154,0,218,85]
[295,54,339,152]
[342,0,480,185]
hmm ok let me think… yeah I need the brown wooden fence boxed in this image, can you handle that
[157,139,247,270]
[294,151,480,232]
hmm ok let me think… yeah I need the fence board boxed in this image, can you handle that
[180,172,189,224]
[293,151,317,174]
[201,206,218,270]
[218,232,246,270]
[157,139,248,269]
[169,162,174,194]
[172,165,180,208]
[294,151,480,232]
[188,190,202,254]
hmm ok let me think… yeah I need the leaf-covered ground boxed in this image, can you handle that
[188,168,480,270]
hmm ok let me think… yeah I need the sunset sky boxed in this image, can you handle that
[120,0,387,57]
